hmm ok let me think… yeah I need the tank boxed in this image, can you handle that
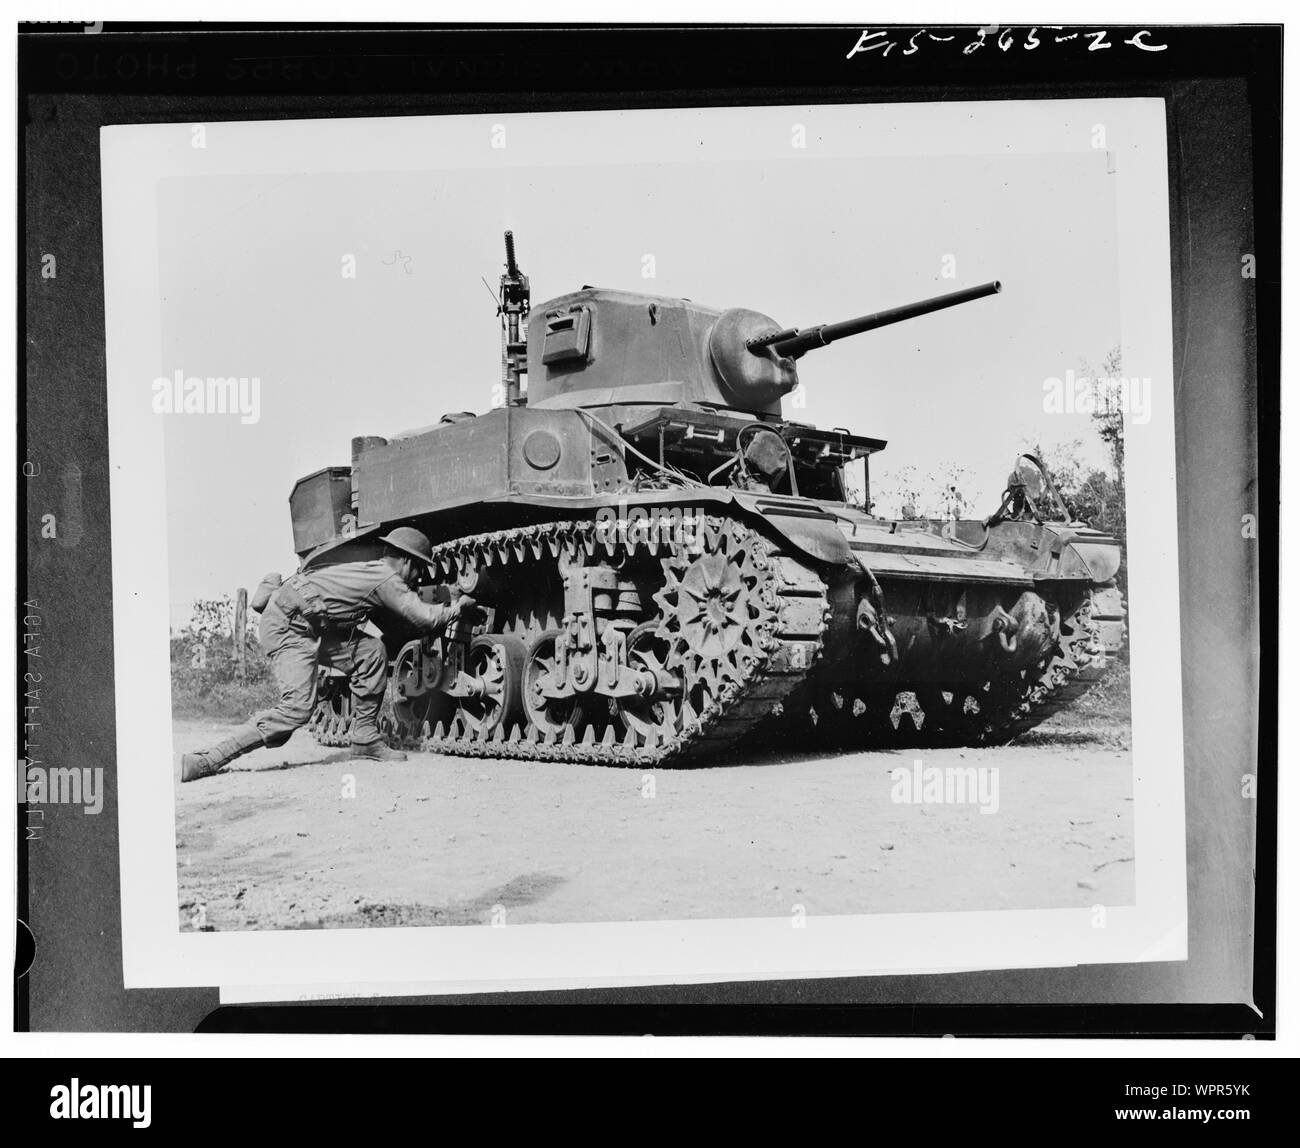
[297,232,1126,763]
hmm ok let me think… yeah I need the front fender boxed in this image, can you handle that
[729,493,854,567]
[1040,527,1123,584]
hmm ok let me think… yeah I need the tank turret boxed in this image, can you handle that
[524,270,1000,417]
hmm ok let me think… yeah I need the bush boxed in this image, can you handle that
[171,595,278,721]
[872,462,979,520]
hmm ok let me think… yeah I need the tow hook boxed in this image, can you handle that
[857,597,898,666]
[989,606,1019,654]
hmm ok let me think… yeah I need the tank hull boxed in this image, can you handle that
[301,472,1124,762]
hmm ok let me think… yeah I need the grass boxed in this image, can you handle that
[1054,659,1131,726]
[1021,659,1132,749]
[172,677,279,723]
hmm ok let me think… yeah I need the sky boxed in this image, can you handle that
[154,117,1123,624]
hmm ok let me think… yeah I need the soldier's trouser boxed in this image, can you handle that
[252,601,389,747]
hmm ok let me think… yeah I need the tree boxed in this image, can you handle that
[1026,346,1127,533]
[871,462,979,521]
[1029,345,1128,596]
[1089,345,1126,541]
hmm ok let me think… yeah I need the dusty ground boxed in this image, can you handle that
[173,717,1134,931]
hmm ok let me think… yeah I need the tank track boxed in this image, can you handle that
[311,516,830,766]
[785,582,1125,750]
[306,672,355,747]
[969,582,1124,744]
[310,524,1125,759]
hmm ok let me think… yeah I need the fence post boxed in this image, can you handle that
[234,588,248,679]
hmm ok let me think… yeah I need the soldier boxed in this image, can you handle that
[181,527,474,782]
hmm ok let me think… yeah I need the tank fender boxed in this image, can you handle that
[729,494,854,567]
[1041,527,1123,584]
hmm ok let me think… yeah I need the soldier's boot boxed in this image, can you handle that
[347,666,404,761]
[348,740,408,763]
[181,725,265,782]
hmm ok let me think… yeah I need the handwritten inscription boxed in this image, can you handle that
[847,26,1169,60]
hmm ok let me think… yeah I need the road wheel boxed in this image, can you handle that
[604,622,680,748]
[454,634,526,738]
[522,630,585,742]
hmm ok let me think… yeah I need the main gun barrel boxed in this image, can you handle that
[748,280,1002,360]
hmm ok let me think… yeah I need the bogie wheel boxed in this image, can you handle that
[606,622,680,747]
[391,640,454,741]
[522,630,585,741]
[455,634,526,738]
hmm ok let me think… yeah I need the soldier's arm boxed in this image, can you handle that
[375,575,458,633]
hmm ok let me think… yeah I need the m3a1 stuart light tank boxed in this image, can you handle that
[291,233,1125,764]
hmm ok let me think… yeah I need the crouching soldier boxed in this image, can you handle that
[181,527,474,782]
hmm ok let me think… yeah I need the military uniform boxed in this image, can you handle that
[254,561,455,749]
[182,530,459,781]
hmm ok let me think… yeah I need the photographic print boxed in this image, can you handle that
[13,15,1280,1070]
[99,99,1186,992]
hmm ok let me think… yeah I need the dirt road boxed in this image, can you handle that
[173,718,1134,931]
